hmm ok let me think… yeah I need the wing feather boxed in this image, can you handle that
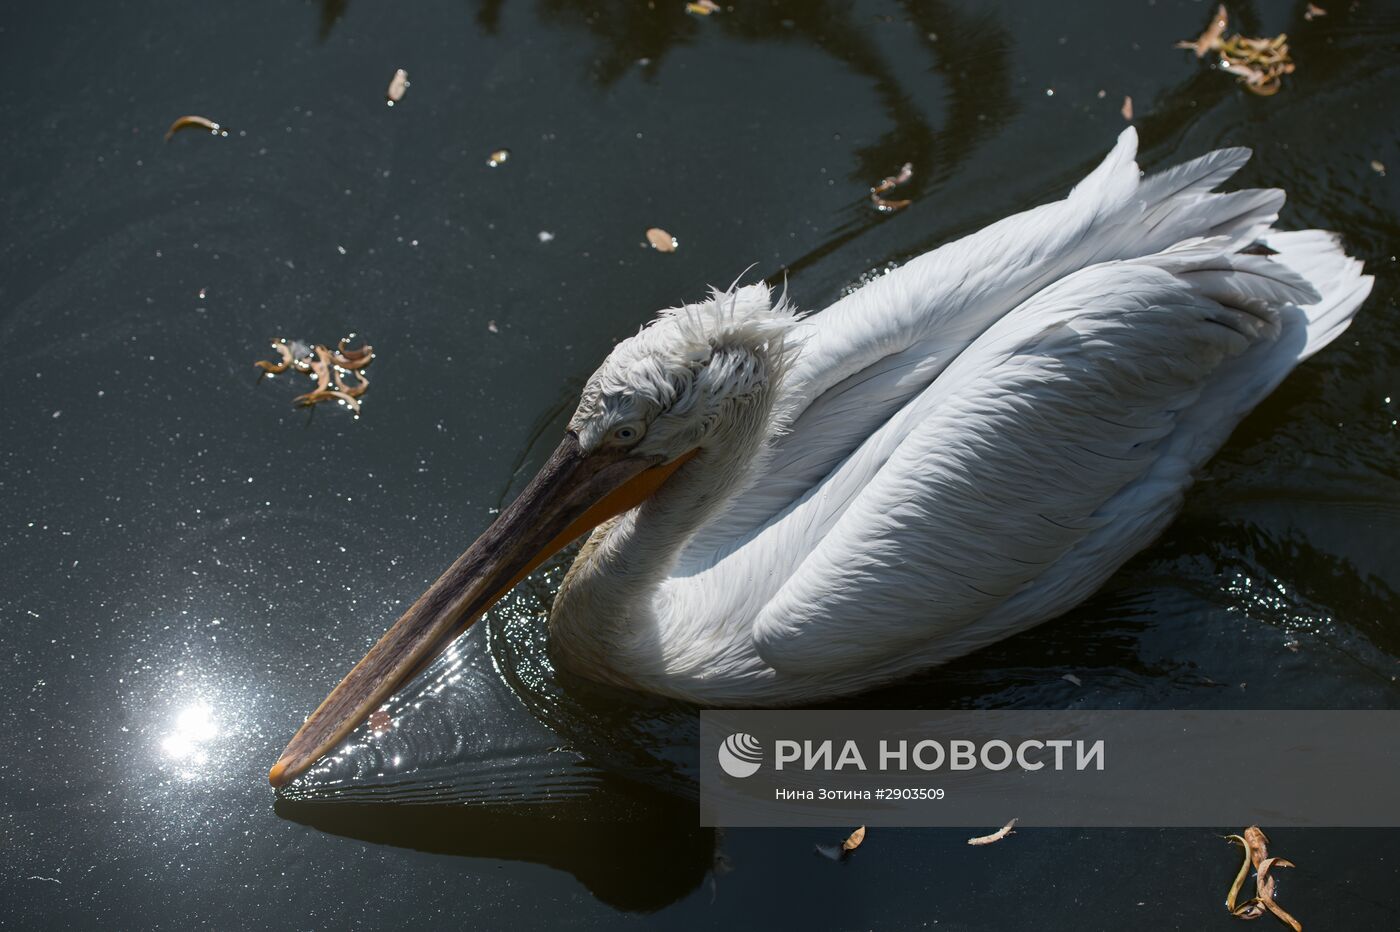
[748,246,1309,678]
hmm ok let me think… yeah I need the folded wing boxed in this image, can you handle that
[751,239,1351,681]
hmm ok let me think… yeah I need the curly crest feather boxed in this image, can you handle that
[568,282,802,458]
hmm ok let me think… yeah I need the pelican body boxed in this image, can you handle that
[271,129,1371,786]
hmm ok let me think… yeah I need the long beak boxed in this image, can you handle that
[269,433,693,788]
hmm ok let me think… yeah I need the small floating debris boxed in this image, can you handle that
[1217,36,1295,97]
[1304,3,1326,21]
[815,825,867,861]
[1175,6,1296,97]
[645,227,679,252]
[386,68,410,106]
[967,818,1017,846]
[537,230,555,243]
[1372,160,1387,176]
[255,334,375,416]
[870,162,914,213]
[1223,826,1301,929]
[686,1,721,16]
[487,148,510,167]
[1062,673,1083,686]
[1120,95,1134,122]
[164,115,228,142]
[1177,4,1229,59]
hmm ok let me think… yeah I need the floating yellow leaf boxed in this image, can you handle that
[842,826,866,852]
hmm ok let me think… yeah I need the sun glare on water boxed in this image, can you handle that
[161,703,220,776]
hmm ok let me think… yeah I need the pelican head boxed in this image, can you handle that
[270,283,797,787]
[569,282,799,458]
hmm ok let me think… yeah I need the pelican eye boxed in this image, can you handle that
[610,424,643,445]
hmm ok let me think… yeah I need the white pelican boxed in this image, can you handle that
[271,128,1371,787]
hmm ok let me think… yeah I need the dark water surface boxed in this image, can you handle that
[3,0,1399,928]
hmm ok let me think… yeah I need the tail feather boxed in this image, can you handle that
[1083,131,1282,262]
[1199,188,1285,243]
[1132,187,1284,258]
[1138,145,1253,203]
[1070,126,1142,211]
[1159,228,1372,466]
[1263,230,1373,360]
